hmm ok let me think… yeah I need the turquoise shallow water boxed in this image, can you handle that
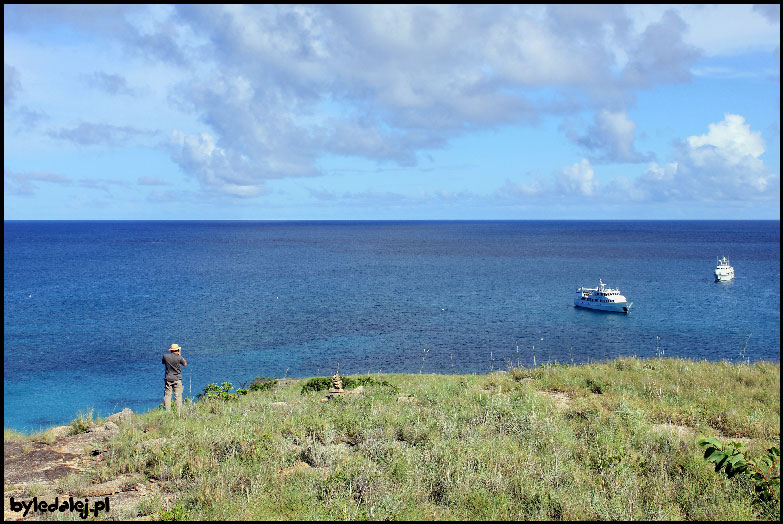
[3,220,780,431]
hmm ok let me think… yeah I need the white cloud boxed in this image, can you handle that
[565,109,653,163]
[685,114,765,166]
[620,9,701,88]
[499,159,598,201]
[158,5,707,196]
[626,4,779,57]
[5,4,777,208]
[557,159,598,196]
[635,114,777,201]
[502,114,777,207]
[167,130,264,198]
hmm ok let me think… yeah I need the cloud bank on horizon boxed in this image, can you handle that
[3,4,780,219]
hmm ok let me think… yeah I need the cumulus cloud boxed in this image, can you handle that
[167,130,267,198]
[557,159,598,196]
[158,5,706,197]
[499,158,599,201]
[634,114,777,202]
[564,110,653,163]
[621,9,702,88]
[2,5,731,200]
[501,114,777,206]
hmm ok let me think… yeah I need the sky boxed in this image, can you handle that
[3,4,780,220]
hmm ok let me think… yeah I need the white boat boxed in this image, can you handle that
[574,278,632,313]
[714,256,734,282]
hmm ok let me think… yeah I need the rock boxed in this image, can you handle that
[103,421,119,432]
[80,478,125,497]
[331,373,344,392]
[105,408,134,424]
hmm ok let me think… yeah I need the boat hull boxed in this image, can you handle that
[574,299,632,313]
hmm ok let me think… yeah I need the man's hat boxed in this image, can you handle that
[170,343,181,351]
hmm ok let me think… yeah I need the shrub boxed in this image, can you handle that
[300,376,333,394]
[196,382,239,401]
[699,436,780,502]
[159,501,188,521]
[300,375,398,394]
[70,409,94,434]
[249,376,278,392]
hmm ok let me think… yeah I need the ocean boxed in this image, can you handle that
[3,220,780,431]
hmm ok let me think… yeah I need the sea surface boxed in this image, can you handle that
[4,220,780,431]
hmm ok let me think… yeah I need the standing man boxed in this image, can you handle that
[162,343,187,412]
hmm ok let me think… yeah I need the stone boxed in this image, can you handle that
[105,408,134,424]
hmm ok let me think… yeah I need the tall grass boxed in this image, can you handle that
[48,358,783,519]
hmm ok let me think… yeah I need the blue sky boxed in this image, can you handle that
[4,4,780,220]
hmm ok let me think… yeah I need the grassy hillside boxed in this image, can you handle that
[6,358,780,520]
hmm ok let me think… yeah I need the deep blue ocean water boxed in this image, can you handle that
[4,220,780,431]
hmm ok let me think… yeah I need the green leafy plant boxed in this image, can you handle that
[159,501,188,521]
[698,436,780,501]
[300,375,398,394]
[300,376,333,394]
[249,376,278,392]
[196,382,239,401]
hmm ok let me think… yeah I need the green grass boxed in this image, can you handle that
[14,358,782,520]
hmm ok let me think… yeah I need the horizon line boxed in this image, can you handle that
[4,218,781,223]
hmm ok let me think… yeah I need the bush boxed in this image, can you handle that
[196,382,239,401]
[159,501,188,521]
[699,436,780,503]
[300,375,398,394]
[70,409,94,434]
[300,376,333,394]
[249,376,278,392]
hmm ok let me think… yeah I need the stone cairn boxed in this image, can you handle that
[327,372,344,398]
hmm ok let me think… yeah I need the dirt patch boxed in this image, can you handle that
[4,410,167,521]
[538,390,571,410]
[650,423,753,444]
[651,423,696,440]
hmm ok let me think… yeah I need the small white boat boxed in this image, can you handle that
[714,256,734,282]
[574,278,632,313]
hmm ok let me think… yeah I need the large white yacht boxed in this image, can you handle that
[574,278,632,313]
[714,256,734,282]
